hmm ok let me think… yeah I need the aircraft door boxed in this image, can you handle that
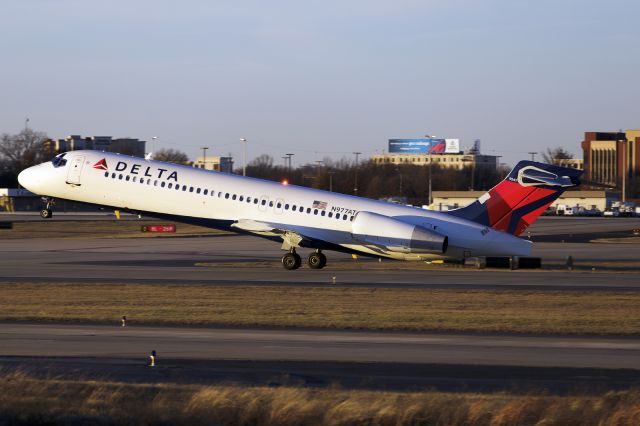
[66,155,85,185]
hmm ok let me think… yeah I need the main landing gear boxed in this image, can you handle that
[307,250,327,269]
[281,250,302,270]
[40,198,54,219]
[281,249,327,270]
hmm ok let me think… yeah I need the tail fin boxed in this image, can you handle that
[447,161,582,236]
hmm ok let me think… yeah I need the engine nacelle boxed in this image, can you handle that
[351,211,448,254]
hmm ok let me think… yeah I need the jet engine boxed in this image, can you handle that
[351,211,448,254]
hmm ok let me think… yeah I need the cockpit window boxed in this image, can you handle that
[51,153,67,168]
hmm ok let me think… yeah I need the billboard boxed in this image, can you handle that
[388,138,460,154]
[444,139,460,153]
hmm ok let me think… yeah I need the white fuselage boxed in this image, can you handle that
[18,151,531,260]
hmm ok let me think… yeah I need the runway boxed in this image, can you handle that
[2,323,639,392]
[0,232,639,290]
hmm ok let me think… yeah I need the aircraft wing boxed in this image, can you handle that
[230,219,338,250]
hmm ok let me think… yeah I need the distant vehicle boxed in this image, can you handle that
[18,152,582,269]
[603,208,620,217]
[582,208,602,217]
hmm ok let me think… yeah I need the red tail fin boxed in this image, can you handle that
[448,161,582,235]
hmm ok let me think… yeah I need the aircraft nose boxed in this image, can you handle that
[18,166,41,192]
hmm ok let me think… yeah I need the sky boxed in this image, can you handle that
[1,0,639,167]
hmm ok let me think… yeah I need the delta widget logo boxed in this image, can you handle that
[93,159,108,170]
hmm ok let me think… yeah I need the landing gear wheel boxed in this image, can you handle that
[40,208,53,219]
[282,252,302,270]
[308,251,327,269]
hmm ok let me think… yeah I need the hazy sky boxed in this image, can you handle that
[1,0,639,166]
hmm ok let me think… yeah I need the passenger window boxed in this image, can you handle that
[247,197,251,203]
[306,208,311,214]
[313,209,318,215]
[111,173,116,178]
[225,193,230,199]
[277,202,282,208]
[343,215,348,220]
[189,187,194,192]
[182,185,187,191]
[132,176,137,182]
[239,195,244,201]
[104,172,108,178]
[328,212,333,218]
[261,199,266,206]
[147,179,151,185]
[203,189,208,195]
[232,194,237,200]
[269,201,274,207]
[285,204,289,210]
[119,174,123,180]
[299,206,303,212]
[125,175,130,181]
[336,214,341,219]
[350,216,354,221]
[154,180,158,186]
[140,178,144,184]
[168,183,173,189]
[196,188,201,194]
[321,211,325,216]
[161,181,166,188]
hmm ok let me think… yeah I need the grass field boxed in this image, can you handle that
[0,372,638,425]
[1,283,639,334]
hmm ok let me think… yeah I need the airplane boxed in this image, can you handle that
[18,150,582,270]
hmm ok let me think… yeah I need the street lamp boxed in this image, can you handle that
[353,152,362,195]
[528,151,538,161]
[328,171,335,192]
[239,138,247,176]
[201,147,209,169]
[286,153,294,176]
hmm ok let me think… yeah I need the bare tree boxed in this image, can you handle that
[0,129,49,181]
[153,148,191,165]
[542,147,573,164]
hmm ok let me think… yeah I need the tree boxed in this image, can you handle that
[542,147,573,164]
[153,148,191,165]
[0,129,49,186]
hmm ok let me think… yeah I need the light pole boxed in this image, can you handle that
[286,153,294,176]
[528,151,538,161]
[201,147,208,169]
[239,138,247,176]
[620,139,627,202]
[353,152,362,195]
[425,134,434,206]
[328,171,335,192]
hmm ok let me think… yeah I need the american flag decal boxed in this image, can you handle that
[312,200,327,210]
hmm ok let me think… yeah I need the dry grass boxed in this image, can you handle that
[0,371,639,425]
[1,283,639,334]
[0,220,228,239]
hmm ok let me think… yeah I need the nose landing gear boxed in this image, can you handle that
[40,198,54,219]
